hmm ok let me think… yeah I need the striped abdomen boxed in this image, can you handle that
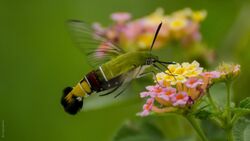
[61,69,122,115]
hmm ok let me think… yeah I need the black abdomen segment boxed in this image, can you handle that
[81,70,123,94]
[80,71,102,93]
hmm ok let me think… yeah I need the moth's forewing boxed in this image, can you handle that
[67,20,124,68]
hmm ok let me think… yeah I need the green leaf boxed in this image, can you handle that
[201,120,226,141]
[115,136,162,141]
[112,118,197,141]
[233,108,250,115]
[112,119,166,141]
[233,97,250,118]
[239,97,250,109]
[193,110,213,120]
[233,118,250,141]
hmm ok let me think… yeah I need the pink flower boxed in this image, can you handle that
[185,77,203,88]
[201,71,221,79]
[111,12,131,23]
[233,64,240,73]
[123,22,142,40]
[158,87,176,101]
[92,22,105,35]
[95,42,111,58]
[140,92,150,98]
[144,85,165,97]
[138,98,154,116]
[171,91,189,107]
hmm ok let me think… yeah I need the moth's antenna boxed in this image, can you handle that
[150,22,162,55]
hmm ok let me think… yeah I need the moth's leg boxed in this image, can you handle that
[99,82,123,96]
[157,60,176,65]
[113,66,142,98]
[137,71,162,86]
[152,64,169,74]
[113,83,131,98]
[155,62,177,80]
[137,71,156,78]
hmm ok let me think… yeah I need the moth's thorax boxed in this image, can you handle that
[100,51,151,79]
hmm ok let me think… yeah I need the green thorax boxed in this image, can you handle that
[101,51,152,80]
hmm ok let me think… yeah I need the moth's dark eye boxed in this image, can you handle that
[146,58,155,65]
[61,87,83,115]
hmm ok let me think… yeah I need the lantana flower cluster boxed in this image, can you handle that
[217,62,240,82]
[138,61,222,116]
[93,8,206,52]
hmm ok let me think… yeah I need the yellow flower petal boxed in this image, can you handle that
[174,67,187,75]
[169,18,187,31]
[192,10,207,22]
[156,72,167,81]
[137,34,154,48]
[144,8,167,25]
[167,64,181,73]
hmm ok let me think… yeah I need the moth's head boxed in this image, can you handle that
[145,54,159,65]
[61,87,83,115]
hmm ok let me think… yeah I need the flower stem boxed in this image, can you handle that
[226,82,232,122]
[206,89,224,128]
[207,89,219,112]
[186,115,208,141]
[226,127,234,141]
[225,81,233,141]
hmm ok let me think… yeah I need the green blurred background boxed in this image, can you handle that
[1,0,250,141]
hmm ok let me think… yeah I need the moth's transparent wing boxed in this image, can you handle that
[83,67,142,111]
[112,67,143,98]
[67,20,124,68]
[97,67,141,96]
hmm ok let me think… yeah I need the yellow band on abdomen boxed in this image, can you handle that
[72,80,92,97]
